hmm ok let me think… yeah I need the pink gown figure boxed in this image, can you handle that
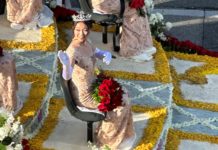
[91,0,156,62]
[6,0,42,30]
[58,12,136,149]
[65,39,135,150]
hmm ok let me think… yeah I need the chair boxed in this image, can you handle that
[0,0,6,15]
[78,0,125,51]
[59,73,105,142]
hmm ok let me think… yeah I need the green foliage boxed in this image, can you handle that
[0,143,6,150]
[92,87,101,103]
[0,116,6,127]
[103,145,111,150]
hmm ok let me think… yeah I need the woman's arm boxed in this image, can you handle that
[58,50,73,80]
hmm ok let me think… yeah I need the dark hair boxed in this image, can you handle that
[72,20,93,30]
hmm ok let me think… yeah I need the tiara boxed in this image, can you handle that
[72,11,92,21]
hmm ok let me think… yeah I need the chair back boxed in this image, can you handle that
[59,73,80,115]
[60,73,105,122]
[78,0,118,23]
[78,0,92,14]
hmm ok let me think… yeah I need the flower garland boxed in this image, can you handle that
[92,74,123,112]
[166,129,218,150]
[0,24,56,51]
[0,109,23,150]
[29,98,65,150]
[159,35,218,58]
[167,51,218,112]
[132,105,167,150]
[15,74,49,124]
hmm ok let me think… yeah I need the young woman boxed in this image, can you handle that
[58,12,136,150]
[91,0,156,62]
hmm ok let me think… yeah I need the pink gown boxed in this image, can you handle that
[0,52,18,111]
[66,41,135,149]
[6,0,42,24]
[91,0,154,57]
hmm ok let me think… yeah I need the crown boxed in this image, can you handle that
[72,11,92,21]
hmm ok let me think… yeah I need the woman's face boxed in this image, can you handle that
[73,22,89,44]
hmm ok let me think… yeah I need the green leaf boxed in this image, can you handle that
[103,145,111,150]
[0,143,6,150]
[0,116,6,127]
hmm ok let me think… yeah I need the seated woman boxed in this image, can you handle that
[6,0,53,30]
[91,0,156,62]
[58,12,136,149]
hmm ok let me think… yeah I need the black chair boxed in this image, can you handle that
[59,73,105,142]
[0,0,6,15]
[78,0,125,51]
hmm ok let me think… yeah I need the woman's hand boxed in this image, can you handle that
[102,51,112,65]
[95,48,112,65]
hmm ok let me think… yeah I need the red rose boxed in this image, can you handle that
[93,74,123,112]
[129,0,145,9]
[98,89,109,97]
[98,103,108,112]
[102,79,113,87]
[99,83,110,93]
[23,145,30,150]
[101,97,111,104]
[22,139,29,146]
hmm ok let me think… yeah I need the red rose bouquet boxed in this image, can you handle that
[92,74,123,112]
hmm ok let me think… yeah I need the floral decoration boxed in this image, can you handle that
[167,51,218,112]
[160,35,218,57]
[144,0,172,40]
[16,74,49,124]
[127,0,146,17]
[132,106,167,150]
[0,109,23,150]
[166,129,218,150]
[21,139,30,150]
[144,0,154,14]
[92,74,123,112]
[149,13,172,41]
[0,24,56,51]
[28,98,65,150]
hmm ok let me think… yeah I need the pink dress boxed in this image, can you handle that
[0,52,18,111]
[6,0,42,24]
[91,0,154,57]
[66,41,135,149]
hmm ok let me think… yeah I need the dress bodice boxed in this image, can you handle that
[66,41,98,108]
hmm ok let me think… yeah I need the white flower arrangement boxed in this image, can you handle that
[0,109,23,150]
[145,0,173,41]
[144,0,154,14]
